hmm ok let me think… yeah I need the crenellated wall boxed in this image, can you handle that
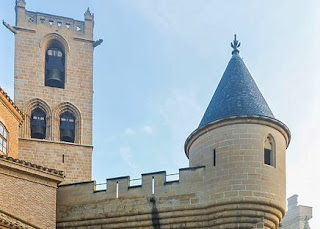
[57,166,212,228]
[57,118,290,229]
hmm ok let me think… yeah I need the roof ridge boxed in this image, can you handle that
[0,86,24,117]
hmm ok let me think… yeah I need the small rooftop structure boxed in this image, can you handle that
[281,195,312,229]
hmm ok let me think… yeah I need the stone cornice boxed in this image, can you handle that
[19,138,93,148]
[0,87,23,124]
[0,155,63,183]
[185,116,291,158]
[0,210,39,229]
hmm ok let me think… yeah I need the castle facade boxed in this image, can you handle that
[0,1,298,228]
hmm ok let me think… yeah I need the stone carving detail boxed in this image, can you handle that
[76,24,83,32]
[27,13,36,24]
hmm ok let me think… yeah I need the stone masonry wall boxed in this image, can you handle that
[14,7,94,145]
[19,138,92,184]
[0,157,63,228]
[188,121,288,209]
[14,2,94,182]
[57,121,289,228]
[0,97,21,158]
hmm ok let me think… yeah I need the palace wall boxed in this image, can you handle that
[57,121,289,229]
[0,155,63,228]
[18,138,92,183]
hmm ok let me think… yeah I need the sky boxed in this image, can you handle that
[0,0,319,226]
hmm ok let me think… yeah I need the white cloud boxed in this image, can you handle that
[158,88,202,137]
[124,128,136,136]
[120,146,137,170]
[157,89,202,168]
[142,125,153,135]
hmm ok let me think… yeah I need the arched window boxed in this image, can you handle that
[60,112,75,143]
[0,122,8,154]
[54,102,81,144]
[31,108,46,139]
[45,40,65,89]
[264,135,276,167]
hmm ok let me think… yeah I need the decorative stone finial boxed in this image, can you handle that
[231,34,240,55]
[304,216,310,229]
[16,0,26,8]
[84,7,93,20]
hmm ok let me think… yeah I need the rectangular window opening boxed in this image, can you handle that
[264,149,271,165]
[213,149,216,166]
[62,154,65,163]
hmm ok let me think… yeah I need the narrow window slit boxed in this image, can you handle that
[264,135,276,167]
[213,149,216,166]
[116,181,119,199]
[264,149,271,165]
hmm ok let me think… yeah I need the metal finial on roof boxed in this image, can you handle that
[231,34,240,55]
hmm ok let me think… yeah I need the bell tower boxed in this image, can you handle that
[13,0,97,183]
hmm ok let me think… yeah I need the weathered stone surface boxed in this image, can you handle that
[57,119,289,229]
[14,2,94,183]
[0,155,63,228]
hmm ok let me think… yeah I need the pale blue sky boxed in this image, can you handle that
[1,0,319,226]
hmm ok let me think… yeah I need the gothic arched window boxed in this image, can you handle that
[60,112,75,143]
[45,41,65,89]
[31,108,46,139]
[0,122,8,154]
[264,135,276,167]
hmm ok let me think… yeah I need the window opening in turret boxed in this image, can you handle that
[264,135,275,167]
[213,149,216,166]
[45,41,65,89]
[31,108,46,139]
[60,112,75,143]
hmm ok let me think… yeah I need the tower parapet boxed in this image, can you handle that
[15,0,93,39]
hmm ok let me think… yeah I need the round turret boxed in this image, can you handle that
[185,35,290,228]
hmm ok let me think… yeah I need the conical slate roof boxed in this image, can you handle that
[199,36,274,128]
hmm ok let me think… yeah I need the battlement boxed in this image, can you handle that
[24,11,86,33]
[58,165,206,201]
[15,0,93,38]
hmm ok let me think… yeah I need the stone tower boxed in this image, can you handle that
[13,0,95,183]
[184,35,291,228]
